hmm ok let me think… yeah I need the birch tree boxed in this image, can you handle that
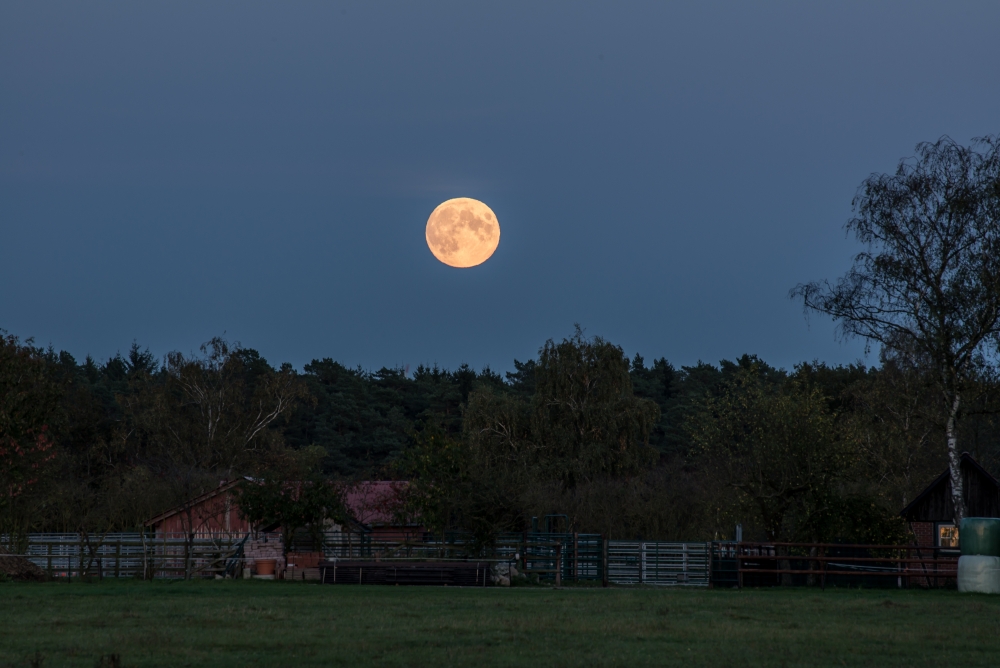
[793,136,1000,524]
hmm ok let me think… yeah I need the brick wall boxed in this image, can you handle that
[246,535,285,575]
[911,521,934,548]
[908,521,949,588]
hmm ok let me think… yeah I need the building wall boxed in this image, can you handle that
[907,520,957,588]
[246,535,285,575]
[910,521,934,548]
[902,456,1000,522]
[153,492,250,537]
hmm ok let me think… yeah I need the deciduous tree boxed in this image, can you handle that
[689,365,848,540]
[793,136,1000,524]
[0,334,60,544]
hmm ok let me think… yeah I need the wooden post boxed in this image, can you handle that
[555,542,562,587]
[47,543,53,580]
[737,544,743,590]
[114,541,121,579]
[79,536,85,580]
[601,537,609,588]
[185,533,192,580]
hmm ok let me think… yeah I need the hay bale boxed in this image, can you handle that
[0,546,46,582]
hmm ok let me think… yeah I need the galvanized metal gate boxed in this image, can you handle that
[7,532,252,579]
[607,541,710,586]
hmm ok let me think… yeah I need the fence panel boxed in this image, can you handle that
[5,532,261,579]
[11,533,716,586]
[641,542,710,586]
[607,541,710,586]
[731,541,959,588]
[318,532,606,583]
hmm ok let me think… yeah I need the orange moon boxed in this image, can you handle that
[425,198,500,268]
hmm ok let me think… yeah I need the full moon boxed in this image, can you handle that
[425,197,500,268]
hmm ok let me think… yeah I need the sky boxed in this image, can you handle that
[2,1,999,375]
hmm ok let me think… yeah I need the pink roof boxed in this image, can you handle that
[342,481,408,525]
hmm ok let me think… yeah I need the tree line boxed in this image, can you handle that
[2,134,999,546]
[3,325,999,545]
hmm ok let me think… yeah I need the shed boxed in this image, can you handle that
[900,453,1000,549]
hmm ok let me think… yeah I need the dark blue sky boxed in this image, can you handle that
[3,1,998,373]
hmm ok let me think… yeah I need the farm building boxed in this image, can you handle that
[901,453,1000,549]
[144,479,418,578]
[145,479,417,541]
[145,479,247,536]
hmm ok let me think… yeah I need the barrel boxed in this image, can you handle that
[960,518,1000,557]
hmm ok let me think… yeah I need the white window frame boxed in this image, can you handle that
[935,522,959,550]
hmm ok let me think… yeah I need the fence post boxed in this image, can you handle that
[114,541,121,579]
[573,533,579,582]
[47,542,53,580]
[737,542,743,589]
[185,532,192,580]
[602,538,609,588]
[555,542,562,587]
[521,531,527,574]
[708,542,714,587]
[79,535,85,580]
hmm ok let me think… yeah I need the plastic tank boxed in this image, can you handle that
[960,518,1000,556]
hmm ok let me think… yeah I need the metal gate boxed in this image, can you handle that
[607,541,709,586]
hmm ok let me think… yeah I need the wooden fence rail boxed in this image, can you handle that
[724,541,959,589]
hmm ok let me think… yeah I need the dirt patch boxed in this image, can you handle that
[0,546,46,581]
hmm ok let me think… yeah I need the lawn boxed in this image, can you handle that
[2,580,999,667]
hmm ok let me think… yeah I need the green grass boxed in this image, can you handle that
[2,580,999,667]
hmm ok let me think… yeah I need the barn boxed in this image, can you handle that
[901,453,1000,549]
[145,479,415,539]
[144,479,418,578]
[145,479,248,537]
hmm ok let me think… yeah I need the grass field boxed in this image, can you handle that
[2,580,999,667]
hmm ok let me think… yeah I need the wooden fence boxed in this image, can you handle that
[711,541,959,588]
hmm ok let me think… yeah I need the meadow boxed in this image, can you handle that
[2,580,999,667]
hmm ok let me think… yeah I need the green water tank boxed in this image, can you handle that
[960,518,1000,557]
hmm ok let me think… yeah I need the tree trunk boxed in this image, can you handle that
[946,393,965,526]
